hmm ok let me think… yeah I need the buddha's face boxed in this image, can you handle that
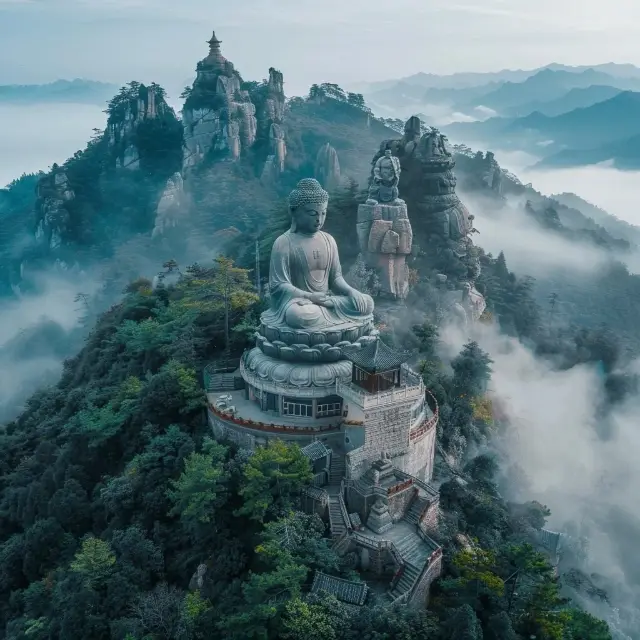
[380,159,395,182]
[292,201,327,234]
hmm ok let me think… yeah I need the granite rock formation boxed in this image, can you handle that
[34,165,75,251]
[152,172,185,238]
[106,83,170,171]
[371,117,486,320]
[260,68,287,184]
[357,150,413,300]
[183,32,286,182]
[314,142,341,191]
[182,32,257,167]
[481,151,503,195]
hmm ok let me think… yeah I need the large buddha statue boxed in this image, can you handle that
[263,178,374,332]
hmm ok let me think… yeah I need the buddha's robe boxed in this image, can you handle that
[262,230,373,330]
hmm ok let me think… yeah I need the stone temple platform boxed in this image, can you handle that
[207,384,344,451]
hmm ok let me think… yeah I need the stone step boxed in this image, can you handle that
[395,535,423,559]
[328,497,346,537]
[389,563,422,600]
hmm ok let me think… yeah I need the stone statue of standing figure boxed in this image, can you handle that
[367,149,403,205]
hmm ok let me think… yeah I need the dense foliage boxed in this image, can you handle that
[0,68,628,640]
[0,247,613,638]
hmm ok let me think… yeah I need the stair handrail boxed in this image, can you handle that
[392,468,439,499]
[338,494,352,532]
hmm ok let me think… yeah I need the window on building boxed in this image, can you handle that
[283,397,313,418]
[316,395,343,418]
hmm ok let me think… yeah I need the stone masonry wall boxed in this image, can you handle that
[418,498,440,536]
[388,486,418,522]
[396,423,437,482]
[409,552,442,607]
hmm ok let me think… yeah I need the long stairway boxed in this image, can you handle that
[404,497,428,525]
[387,532,432,602]
[328,495,347,539]
[329,452,346,486]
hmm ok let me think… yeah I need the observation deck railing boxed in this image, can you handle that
[336,365,424,410]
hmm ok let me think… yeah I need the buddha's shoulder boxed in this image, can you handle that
[318,230,338,246]
[273,231,293,247]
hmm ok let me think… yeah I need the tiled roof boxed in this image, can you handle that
[301,441,331,462]
[302,486,329,502]
[311,571,369,605]
[341,337,412,373]
[539,529,565,555]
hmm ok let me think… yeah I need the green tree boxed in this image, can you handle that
[167,438,229,524]
[70,537,116,587]
[452,545,504,596]
[199,256,258,354]
[565,609,612,640]
[279,597,337,640]
[219,562,307,639]
[256,511,341,574]
[442,604,483,640]
[236,441,313,522]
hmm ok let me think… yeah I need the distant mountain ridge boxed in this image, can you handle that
[444,91,640,164]
[0,79,118,105]
[503,85,622,117]
[470,68,640,112]
[353,62,640,94]
[357,63,640,127]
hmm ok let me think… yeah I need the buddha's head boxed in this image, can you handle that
[288,178,329,234]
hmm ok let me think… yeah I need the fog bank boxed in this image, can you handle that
[0,103,105,187]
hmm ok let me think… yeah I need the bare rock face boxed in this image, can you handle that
[182,32,258,167]
[34,166,75,251]
[260,68,287,185]
[370,117,486,319]
[152,172,185,237]
[107,84,170,170]
[183,33,286,179]
[314,142,341,191]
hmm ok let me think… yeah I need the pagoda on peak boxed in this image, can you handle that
[202,29,227,71]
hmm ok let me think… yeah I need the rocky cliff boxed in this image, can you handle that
[182,32,286,182]
[30,82,183,270]
[314,142,341,191]
[370,117,486,323]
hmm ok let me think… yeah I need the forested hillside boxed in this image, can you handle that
[1,43,638,638]
[0,253,613,639]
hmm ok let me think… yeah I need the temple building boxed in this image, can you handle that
[207,177,442,605]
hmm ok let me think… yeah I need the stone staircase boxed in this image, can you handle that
[329,453,346,486]
[387,532,431,602]
[328,495,347,538]
[404,497,428,525]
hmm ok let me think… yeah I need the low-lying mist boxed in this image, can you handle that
[0,270,102,423]
[440,322,640,639]
[462,190,611,277]
[0,103,105,187]
[476,148,640,228]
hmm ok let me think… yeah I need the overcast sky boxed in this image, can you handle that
[1,0,639,96]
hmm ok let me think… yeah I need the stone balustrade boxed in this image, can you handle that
[337,366,424,410]
[208,402,341,435]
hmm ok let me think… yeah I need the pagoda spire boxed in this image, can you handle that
[207,30,222,53]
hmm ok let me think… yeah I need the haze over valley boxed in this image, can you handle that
[3,3,640,638]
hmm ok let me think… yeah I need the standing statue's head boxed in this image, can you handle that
[288,178,329,234]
